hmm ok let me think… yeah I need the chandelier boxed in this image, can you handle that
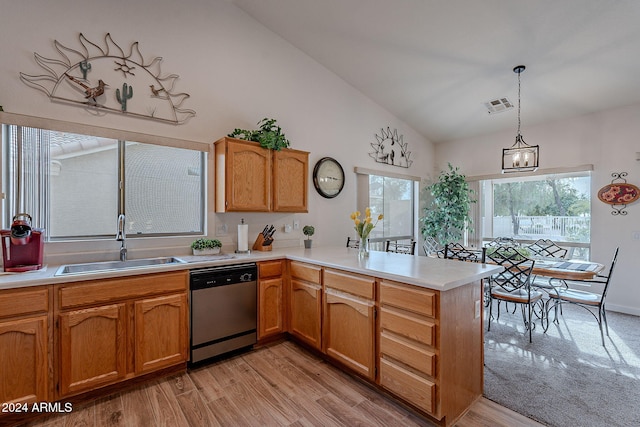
[502,65,539,173]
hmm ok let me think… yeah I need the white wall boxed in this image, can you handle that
[436,104,640,315]
[0,0,434,262]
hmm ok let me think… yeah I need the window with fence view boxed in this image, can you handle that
[480,171,591,259]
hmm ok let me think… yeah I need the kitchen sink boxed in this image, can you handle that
[54,256,186,276]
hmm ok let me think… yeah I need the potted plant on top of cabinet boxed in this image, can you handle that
[228,118,290,151]
[303,225,315,248]
[420,163,476,247]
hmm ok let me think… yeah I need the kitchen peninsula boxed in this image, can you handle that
[0,247,501,427]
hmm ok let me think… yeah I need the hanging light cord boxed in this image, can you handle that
[517,68,521,136]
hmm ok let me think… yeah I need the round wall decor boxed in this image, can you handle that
[313,157,345,198]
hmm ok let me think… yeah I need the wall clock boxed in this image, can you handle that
[313,157,345,198]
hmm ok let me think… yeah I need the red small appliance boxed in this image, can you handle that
[1,213,45,272]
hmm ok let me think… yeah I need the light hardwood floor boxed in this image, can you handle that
[18,341,542,427]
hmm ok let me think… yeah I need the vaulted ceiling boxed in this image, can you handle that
[232,0,640,143]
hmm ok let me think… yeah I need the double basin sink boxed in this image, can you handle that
[54,256,186,276]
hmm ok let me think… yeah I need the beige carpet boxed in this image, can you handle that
[484,302,640,427]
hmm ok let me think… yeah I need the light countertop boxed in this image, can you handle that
[0,246,501,291]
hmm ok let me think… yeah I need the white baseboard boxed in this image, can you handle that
[607,303,640,317]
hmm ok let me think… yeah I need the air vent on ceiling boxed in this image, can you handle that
[484,97,513,115]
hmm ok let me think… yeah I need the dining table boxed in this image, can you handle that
[528,257,605,281]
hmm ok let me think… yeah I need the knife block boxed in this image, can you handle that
[252,234,273,251]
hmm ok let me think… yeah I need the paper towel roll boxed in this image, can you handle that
[237,220,249,252]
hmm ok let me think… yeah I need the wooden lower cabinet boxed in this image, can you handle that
[135,294,188,374]
[322,269,375,380]
[378,278,483,426]
[58,303,127,396]
[56,271,188,398]
[289,279,322,349]
[258,260,285,339]
[0,286,50,405]
[289,260,323,350]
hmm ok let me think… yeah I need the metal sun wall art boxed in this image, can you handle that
[369,127,412,168]
[20,33,195,124]
[597,172,640,215]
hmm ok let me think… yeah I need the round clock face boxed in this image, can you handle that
[313,157,345,198]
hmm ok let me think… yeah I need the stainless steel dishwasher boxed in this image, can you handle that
[189,263,257,364]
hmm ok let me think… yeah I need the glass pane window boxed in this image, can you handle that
[50,133,118,238]
[368,174,415,241]
[125,142,203,235]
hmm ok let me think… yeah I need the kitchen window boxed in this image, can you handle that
[2,121,205,240]
[355,167,420,250]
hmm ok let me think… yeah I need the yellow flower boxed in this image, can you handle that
[350,212,357,220]
[365,217,372,224]
[378,214,384,220]
[354,218,361,226]
[365,207,371,218]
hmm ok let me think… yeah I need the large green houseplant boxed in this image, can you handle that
[420,163,476,247]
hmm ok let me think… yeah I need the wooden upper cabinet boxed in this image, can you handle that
[214,137,308,213]
[273,148,308,212]
[215,137,271,212]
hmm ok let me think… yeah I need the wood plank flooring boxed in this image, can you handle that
[18,341,543,427]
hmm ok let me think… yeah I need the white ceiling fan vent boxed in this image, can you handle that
[484,97,513,115]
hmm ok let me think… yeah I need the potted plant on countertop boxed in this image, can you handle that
[303,225,315,248]
[228,118,291,150]
[191,238,222,255]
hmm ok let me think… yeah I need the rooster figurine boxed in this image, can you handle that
[65,74,108,102]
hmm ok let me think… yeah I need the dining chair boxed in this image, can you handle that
[346,236,359,249]
[526,239,568,259]
[422,236,441,257]
[444,243,486,263]
[547,247,619,346]
[486,245,543,342]
[485,237,520,248]
[385,239,417,255]
[526,239,569,292]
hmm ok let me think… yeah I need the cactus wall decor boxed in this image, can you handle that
[116,83,133,111]
[20,33,195,124]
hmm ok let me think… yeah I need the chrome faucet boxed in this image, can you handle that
[116,214,127,261]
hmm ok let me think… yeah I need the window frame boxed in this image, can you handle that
[354,166,420,249]
[1,111,209,241]
[467,165,593,259]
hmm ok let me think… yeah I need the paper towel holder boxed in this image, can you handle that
[235,218,251,254]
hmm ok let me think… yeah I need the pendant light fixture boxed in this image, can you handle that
[501,65,539,173]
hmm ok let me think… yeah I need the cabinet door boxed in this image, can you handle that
[59,304,127,396]
[323,289,375,379]
[258,277,283,339]
[135,294,188,374]
[273,149,308,212]
[226,139,271,211]
[290,279,322,350]
[0,316,48,404]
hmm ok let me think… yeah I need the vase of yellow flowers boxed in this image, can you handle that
[350,207,383,258]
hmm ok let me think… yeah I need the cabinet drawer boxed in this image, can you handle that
[58,271,188,309]
[380,306,436,347]
[259,260,283,278]
[380,280,436,317]
[0,286,49,318]
[380,358,436,414]
[380,331,436,377]
[324,269,374,299]
[289,261,321,284]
